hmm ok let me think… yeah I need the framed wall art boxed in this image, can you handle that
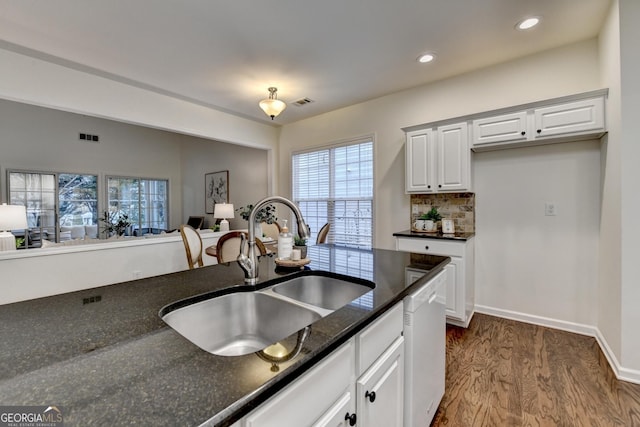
[205,170,229,214]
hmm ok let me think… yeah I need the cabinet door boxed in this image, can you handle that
[444,258,464,321]
[534,97,605,139]
[436,122,469,192]
[472,111,528,147]
[356,337,404,427]
[311,390,357,427]
[405,129,435,193]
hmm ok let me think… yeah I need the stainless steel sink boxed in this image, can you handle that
[270,273,374,310]
[161,292,322,356]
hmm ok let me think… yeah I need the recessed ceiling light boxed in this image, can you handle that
[417,53,436,63]
[516,16,540,30]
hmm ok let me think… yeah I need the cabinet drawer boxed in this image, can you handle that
[356,303,403,376]
[396,237,465,257]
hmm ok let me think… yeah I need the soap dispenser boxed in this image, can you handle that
[277,219,293,260]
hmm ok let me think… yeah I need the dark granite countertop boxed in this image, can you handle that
[393,229,475,241]
[0,245,449,426]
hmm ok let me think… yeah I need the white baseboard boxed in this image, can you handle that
[475,304,640,385]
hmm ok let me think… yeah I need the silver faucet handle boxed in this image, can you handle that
[239,232,246,254]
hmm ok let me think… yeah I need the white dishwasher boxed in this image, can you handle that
[403,269,447,427]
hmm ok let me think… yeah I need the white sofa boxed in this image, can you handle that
[59,225,99,241]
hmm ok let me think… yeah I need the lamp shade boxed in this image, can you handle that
[0,203,28,231]
[259,98,287,119]
[213,203,235,219]
[259,87,286,120]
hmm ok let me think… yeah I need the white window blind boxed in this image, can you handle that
[292,139,373,248]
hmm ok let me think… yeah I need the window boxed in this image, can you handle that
[292,139,373,248]
[8,171,98,246]
[107,177,168,234]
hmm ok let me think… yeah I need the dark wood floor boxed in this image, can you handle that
[432,313,640,426]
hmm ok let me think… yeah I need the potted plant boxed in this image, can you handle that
[236,204,278,237]
[293,235,307,259]
[419,207,441,232]
[99,210,132,237]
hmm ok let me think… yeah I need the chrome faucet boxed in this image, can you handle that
[237,196,310,285]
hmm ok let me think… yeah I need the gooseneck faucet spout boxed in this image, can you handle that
[237,196,310,285]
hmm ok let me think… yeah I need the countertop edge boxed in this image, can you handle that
[393,229,475,241]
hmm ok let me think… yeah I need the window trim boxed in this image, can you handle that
[105,175,170,234]
[7,168,99,245]
[291,134,375,248]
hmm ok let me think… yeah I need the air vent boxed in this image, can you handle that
[292,97,315,107]
[79,133,100,142]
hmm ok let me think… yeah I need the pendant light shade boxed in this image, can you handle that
[259,87,286,120]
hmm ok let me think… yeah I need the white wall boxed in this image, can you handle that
[474,140,601,325]
[278,39,604,339]
[618,0,640,373]
[0,99,184,227]
[0,45,280,151]
[598,0,623,370]
[0,98,271,230]
[180,136,269,230]
[280,39,601,249]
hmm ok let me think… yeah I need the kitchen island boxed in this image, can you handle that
[0,244,448,426]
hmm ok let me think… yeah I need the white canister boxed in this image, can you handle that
[413,219,425,231]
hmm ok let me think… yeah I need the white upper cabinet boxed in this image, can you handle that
[472,111,528,146]
[405,129,435,192]
[470,91,607,152]
[405,123,470,193]
[533,96,605,139]
[437,122,470,192]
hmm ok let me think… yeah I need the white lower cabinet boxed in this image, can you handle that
[395,236,475,327]
[241,303,404,426]
[311,391,356,427]
[356,337,404,427]
[244,340,354,427]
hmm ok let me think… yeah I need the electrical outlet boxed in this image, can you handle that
[545,202,557,216]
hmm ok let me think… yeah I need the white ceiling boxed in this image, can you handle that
[0,0,611,125]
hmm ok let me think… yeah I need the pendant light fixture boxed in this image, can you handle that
[259,87,286,120]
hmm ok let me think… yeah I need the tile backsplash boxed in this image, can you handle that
[410,193,475,233]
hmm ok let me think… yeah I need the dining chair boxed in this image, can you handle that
[215,231,267,264]
[180,225,204,269]
[260,221,281,241]
[316,222,331,244]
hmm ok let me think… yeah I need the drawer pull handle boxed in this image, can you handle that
[521,131,526,136]
[425,246,429,251]
[537,129,542,134]
[365,390,376,403]
[344,412,357,426]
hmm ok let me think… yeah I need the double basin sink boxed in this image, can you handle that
[159,271,375,356]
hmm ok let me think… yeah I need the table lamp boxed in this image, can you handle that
[213,203,234,232]
[0,203,28,251]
